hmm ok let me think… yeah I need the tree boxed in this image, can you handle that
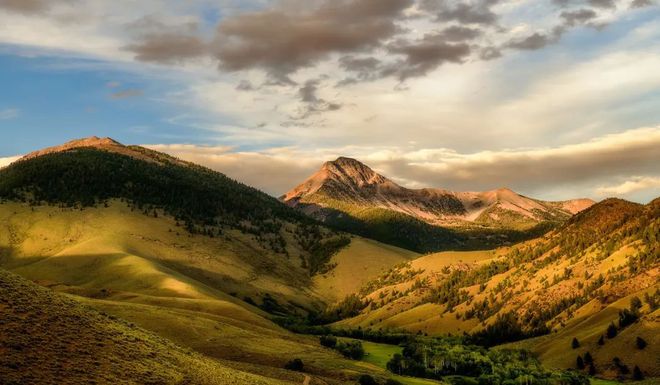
[284,358,304,371]
[606,322,618,339]
[584,352,593,365]
[598,335,605,345]
[633,365,644,381]
[630,296,642,312]
[571,337,580,349]
[588,365,596,376]
[576,355,585,370]
[635,336,647,349]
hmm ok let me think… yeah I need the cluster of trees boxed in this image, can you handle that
[386,338,589,385]
[318,335,365,360]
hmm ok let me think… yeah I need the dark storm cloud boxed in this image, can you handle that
[560,9,598,26]
[211,0,413,81]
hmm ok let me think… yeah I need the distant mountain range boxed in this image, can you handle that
[282,157,594,252]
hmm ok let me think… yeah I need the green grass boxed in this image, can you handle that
[361,340,402,369]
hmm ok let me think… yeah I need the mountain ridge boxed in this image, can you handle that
[283,156,595,228]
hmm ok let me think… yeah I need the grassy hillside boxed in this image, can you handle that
[333,198,659,380]
[0,267,292,385]
[0,200,427,384]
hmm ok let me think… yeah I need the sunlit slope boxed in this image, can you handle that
[314,237,419,302]
[0,201,320,313]
[335,198,659,378]
[0,268,292,385]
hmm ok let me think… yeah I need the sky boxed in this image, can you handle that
[0,0,659,203]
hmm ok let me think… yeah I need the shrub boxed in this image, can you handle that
[597,335,605,345]
[358,374,378,385]
[583,352,593,365]
[319,335,337,348]
[337,340,365,360]
[284,358,304,371]
[576,355,585,370]
[635,336,647,349]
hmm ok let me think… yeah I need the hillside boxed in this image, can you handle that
[282,157,594,252]
[334,198,659,380]
[0,267,292,385]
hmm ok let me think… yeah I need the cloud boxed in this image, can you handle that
[507,31,560,51]
[630,0,654,8]
[124,15,207,64]
[143,126,660,202]
[0,108,19,120]
[0,0,51,14]
[420,0,501,26]
[596,176,660,196]
[385,33,472,80]
[109,88,144,99]
[560,9,598,27]
[588,0,617,8]
[211,0,413,81]
[295,78,342,118]
[0,155,20,168]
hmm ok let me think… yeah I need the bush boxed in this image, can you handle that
[337,340,365,360]
[576,355,584,370]
[284,358,304,371]
[358,374,378,385]
[320,335,337,348]
[583,352,593,365]
[635,336,647,349]
[597,335,605,345]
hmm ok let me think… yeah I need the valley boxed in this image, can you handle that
[0,138,657,385]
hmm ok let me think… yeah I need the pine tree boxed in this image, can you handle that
[576,355,585,369]
[598,335,605,345]
[588,364,596,376]
[584,352,593,365]
[633,365,644,381]
[571,337,580,349]
[606,322,618,338]
[635,336,647,349]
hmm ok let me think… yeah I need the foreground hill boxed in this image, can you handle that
[334,198,659,379]
[282,157,593,252]
[0,137,425,383]
[0,268,291,385]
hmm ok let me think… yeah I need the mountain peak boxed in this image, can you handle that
[20,136,124,161]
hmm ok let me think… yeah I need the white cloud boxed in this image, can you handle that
[597,176,660,196]
[0,155,21,168]
[144,126,660,203]
[0,108,19,120]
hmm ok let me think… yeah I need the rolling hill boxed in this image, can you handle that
[0,137,426,384]
[334,198,659,380]
[282,157,594,252]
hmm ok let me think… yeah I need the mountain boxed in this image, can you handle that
[282,157,594,252]
[0,137,426,384]
[333,197,660,379]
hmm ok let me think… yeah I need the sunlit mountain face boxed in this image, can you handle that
[0,1,658,385]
